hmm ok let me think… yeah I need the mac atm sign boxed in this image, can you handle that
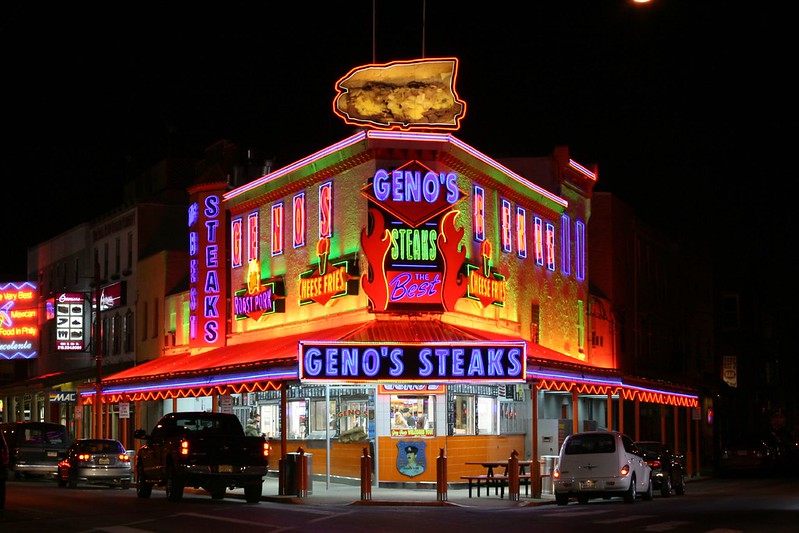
[49,391,77,403]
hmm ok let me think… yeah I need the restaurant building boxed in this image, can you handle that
[86,59,701,489]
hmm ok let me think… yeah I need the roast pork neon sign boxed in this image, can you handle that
[234,260,285,321]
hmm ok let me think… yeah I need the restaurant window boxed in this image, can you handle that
[390,395,435,437]
[286,400,308,439]
[448,385,502,436]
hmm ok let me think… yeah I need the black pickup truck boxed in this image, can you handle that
[133,411,270,502]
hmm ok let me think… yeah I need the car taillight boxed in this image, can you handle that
[263,441,271,458]
[78,452,92,462]
[119,453,130,463]
[646,459,662,468]
[620,464,630,476]
[553,468,560,479]
[180,440,189,456]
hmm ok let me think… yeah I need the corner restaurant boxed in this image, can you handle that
[83,58,700,488]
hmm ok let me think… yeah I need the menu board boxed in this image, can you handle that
[55,293,85,351]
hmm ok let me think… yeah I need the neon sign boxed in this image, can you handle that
[234,261,284,321]
[360,161,468,313]
[298,239,358,306]
[0,282,39,359]
[188,190,225,348]
[299,340,526,383]
[465,241,507,308]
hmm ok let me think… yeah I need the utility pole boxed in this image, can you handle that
[94,261,103,439]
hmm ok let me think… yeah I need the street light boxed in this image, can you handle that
[93,260,103,439]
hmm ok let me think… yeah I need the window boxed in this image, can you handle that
[126,231,133,271]
[124,310,134,353]
[103,242,109,279]
[112,313,122,355]
[453,394,475,435]
[390,395,435,437]
[141,301,148,341]
[114,237,121,275]
[286,400,308,439]
[152,297,159,339]
[531,303,541,344]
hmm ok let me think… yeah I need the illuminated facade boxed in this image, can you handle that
[93,130,700,488]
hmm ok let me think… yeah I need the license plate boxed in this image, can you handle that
[580,480,596,489]
[219,465,233,473]
[99,457,110,465]
[47,450,57,457]
[737,451,748,456]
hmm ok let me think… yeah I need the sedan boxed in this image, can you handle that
[719,432,778,476]
[57,438,132,489]
[635,441,686,496]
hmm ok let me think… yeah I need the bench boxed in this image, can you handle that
[460,474,508,497]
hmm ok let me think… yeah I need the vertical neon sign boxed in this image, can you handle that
[319,181,333,239]
[473,185,485,242]
[231,217,242,269]
[188,190,226,349]
[561,214,571,276]
[247,212,259,262]
[576,220,585,281]
[545,222,556,271]
[501,199,512,253]
[271,203,284,256]
[534,216,544,266]
[293,192,306,248]
[516,207,527,258]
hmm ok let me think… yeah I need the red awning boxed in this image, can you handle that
[101,322,367,386]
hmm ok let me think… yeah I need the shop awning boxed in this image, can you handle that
[0,362,133,396]
[96,325,366,392]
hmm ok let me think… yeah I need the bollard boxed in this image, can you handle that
[296,447,308,498]
[533,458,544,498]
[278,457,286,495]
[360,446,373,501]
[436,448,448,501]
[508,449,520,501]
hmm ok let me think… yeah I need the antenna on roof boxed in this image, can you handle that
[422,0,426,58]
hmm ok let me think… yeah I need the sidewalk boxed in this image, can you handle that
[226,474,558,508]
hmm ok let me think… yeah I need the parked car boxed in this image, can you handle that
[553,430,653,505]
[719,431,779,476]
[0,430,9,509]
[0,421,71,479]
[56,438,132,489]
[635,441,686,496]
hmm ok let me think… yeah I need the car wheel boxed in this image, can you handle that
[67,471,78,489]
[244,483,262,503]
[57,468,67,488]
[121,479,131,490]
[674,472,686,496]
[576,494,589,504]
[642,475,654,501]
[555,492,569,506]
[136,466,153,499]
[660,474,672,497]
[209,485,226,500]
[624,474,637,503]
[165,466,184,501]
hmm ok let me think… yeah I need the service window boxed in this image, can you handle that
[286,400,308,439]
[390,395,435,437]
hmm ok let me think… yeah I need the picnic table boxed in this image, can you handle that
[462,460,534,498]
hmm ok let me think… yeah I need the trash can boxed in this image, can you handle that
[284,452,313,495]
[541,455,558,495]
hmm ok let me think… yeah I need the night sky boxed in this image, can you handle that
[1,2,790,289]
